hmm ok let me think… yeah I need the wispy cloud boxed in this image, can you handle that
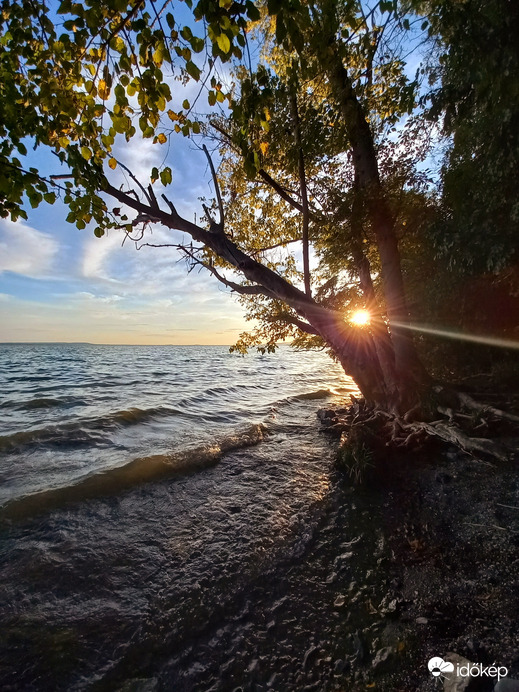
[0,219,60,278]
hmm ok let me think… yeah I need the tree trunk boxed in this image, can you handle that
[104,168,423,412]
[327,52,430,408]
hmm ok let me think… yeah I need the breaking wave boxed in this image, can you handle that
[0,423,267,520]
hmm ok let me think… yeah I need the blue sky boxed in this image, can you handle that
[0,52,250,345]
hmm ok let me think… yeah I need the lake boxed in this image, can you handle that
[0,343,360,690]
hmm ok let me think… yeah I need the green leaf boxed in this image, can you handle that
[160,167,172,186]
[94,227,105,238]
[185,61,201,80]
[246,1,261,21]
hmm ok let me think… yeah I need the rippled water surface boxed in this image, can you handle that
[0,343,358,689]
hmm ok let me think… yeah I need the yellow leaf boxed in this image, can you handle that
[97,79,110,100]
[167,110,179,121]
[108,157,117,170]
[157,133,167,144]
[216,33,231,54]
[81,146,92,160]
[259,141,268,156]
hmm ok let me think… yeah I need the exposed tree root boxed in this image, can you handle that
[319,387,519,476]
[404,421,511,463]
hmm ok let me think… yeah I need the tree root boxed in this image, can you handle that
[319,387,519,471]
[434,386,519,424]
[405,421,511,463]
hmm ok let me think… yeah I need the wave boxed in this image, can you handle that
[0,405,184,452]
[289,389,332,401]
[19,397,66,410]
[0,424,267,521]
[0,385,337,453]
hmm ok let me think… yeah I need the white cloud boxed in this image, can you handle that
[0,219,60,278]
[81,232,123,280]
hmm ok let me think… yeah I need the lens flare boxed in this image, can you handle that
[350,309,371,326]
[391,321,519,350]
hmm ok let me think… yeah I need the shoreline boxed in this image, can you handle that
[109,435,518,691]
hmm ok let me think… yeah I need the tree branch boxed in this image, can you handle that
[202,144,224,231]
[291,89,311,296]
[102,180,353,345]
[250,237,302,257]
[276,314,321,336]
[178,245,277,299]
[257,168,305,214]
[116,159,157,208]
[209,120,306,215]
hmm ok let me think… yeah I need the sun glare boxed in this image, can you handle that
[350,309,371,326]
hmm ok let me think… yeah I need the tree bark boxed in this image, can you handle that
[327,51,429,407]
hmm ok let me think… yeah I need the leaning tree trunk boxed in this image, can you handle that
[327,51,430,410]
[105,179,405,409]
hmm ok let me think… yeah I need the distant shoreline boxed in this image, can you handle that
[0,342,237,347]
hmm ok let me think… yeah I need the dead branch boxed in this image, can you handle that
[456,391,519,424]
[202,144,225,232]
[115,159,157,208]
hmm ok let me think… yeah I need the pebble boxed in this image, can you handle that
[371,647,394,671]
[334,659,347,674]
[267,673,279,688]
[334,552,354,566]
[443,653,472,692]
[247,659,259,673]
[494,681,519,692]
[416,616,428,624]
[302,645,319,671]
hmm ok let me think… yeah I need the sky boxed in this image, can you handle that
[0,27,251,346]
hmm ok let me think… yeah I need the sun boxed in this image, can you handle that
[350,309,371,326]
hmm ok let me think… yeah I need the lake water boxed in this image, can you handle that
[0,343,360,690]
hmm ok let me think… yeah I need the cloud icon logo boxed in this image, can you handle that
[428,657,455,677]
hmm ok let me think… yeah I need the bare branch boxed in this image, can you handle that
[250,237,302,257]
[202,144,224,231]
[115,159,155,207]
[179,244,276,299]
[161,193,179,218]
[276,314,321,336]
[257,168,305,214]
